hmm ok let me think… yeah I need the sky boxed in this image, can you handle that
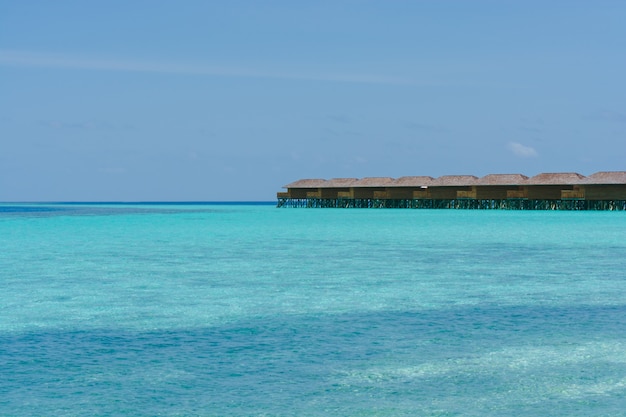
[1,1,626,201]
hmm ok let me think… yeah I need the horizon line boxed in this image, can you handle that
[0,201,277,204]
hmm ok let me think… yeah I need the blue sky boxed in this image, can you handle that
[1,1,625,201]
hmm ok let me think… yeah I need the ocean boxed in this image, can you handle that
[1,203,626,416]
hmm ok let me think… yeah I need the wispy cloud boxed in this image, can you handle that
[99,167,127,175]
[0,49,417,86]
[508,142,538,158]
[403,121,447,132]
[37,119,134,131]
[588,110,626,123]
[327,114,351,124]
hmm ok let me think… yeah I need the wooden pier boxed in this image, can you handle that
[277,172,626,210]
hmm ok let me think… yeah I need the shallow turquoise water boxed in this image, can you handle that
[1,203,626,416]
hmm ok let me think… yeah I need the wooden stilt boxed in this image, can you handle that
[277,198,626,210]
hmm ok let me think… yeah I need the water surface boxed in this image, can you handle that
[1,203,625,416]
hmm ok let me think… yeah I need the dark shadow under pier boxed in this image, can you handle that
[277,198,626,210]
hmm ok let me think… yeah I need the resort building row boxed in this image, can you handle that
[277,172,626,210]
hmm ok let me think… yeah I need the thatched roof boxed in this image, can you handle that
[393,176,435,186]
[283,179,328,188]
[525,172,586,185]
[475,174,528,185]
[430,175,479,186]
[325,178,359,187]
[584,171,626,184]
[352,177,395,187]
[283,171,626,189]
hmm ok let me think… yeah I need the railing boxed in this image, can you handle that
[456,190,477,199]
[561,190,585,199]
[506,190,526,199]
[412,190,431,199]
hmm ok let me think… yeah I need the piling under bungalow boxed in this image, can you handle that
[277,172,626,210]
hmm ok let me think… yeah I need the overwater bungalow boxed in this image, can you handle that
[277,172,626,210]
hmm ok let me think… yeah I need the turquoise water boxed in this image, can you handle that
[1,203,626,416]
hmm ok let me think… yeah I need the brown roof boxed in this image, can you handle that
[283,179,328,188]
[392,176,435,186]
[430,175,479,186]
[325,178,359,187]
[283,171,623,190]
[525,172,586,185]
[584,171,626,184]
[475,174,529,185]
[352,177,396,187]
